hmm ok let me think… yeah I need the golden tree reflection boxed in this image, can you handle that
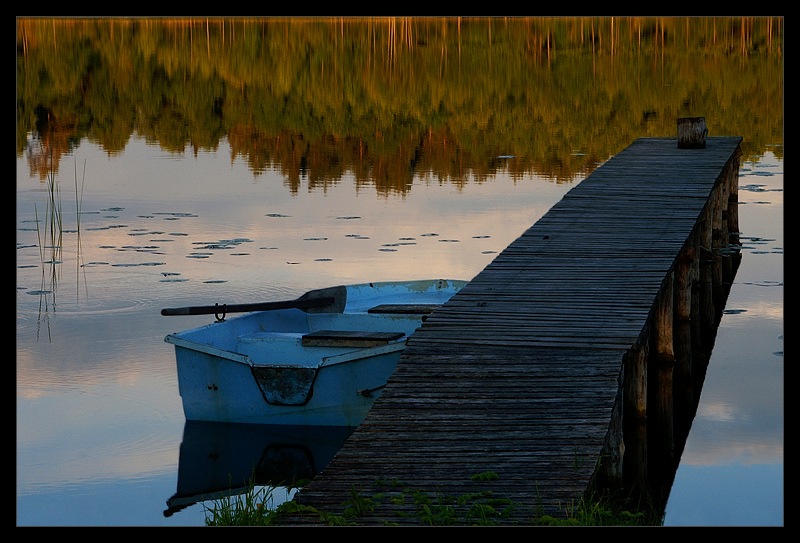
[17,17,783,191]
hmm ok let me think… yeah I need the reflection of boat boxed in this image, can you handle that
[164,421,354,517]
[163,279,467,426]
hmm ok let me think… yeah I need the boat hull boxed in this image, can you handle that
[165,279,466,426]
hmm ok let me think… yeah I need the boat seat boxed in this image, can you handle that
[239,331,302,342]
[301,330,405,347]
[367,304,441,314]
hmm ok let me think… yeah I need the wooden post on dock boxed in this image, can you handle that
[677,117,708,149]
[711,186,726,308]
[624,343,648,421]
[690,223,704,354]
[698,203,716,342]
[727,152,741,249]
[721,152,743,283]
[595,384,625,492]
[650,273,675,458]
[673,242,697,435]
[623,341,650,505]
[674,244,695,391]
[717,166,733,285]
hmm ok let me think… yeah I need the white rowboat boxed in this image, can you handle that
[163,279,466,427]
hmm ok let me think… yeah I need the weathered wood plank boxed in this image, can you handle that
[301,330,405,347]
[367,304,441,314]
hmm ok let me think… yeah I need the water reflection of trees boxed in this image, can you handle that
[17,17,783,191]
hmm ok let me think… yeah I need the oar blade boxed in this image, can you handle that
[299,285,347,313]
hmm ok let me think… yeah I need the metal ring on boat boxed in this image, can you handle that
[214,303,226,322]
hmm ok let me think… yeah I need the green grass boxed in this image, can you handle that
[204,478,295,526]
[205,472,662,526]
[533,492,659,526]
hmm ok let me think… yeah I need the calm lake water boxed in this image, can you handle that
[16,17,782,526]
[16,136,782,526]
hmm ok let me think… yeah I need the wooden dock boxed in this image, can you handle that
[283,136,743,525]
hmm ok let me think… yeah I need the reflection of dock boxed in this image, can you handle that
[163,421,352,517]
[286,135,743,525]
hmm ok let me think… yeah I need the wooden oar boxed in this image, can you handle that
[160,285,347,317]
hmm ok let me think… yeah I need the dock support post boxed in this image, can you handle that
[721,153,743,283]
[674,243,698,440]
[711,186,725,308]
[674,245,694,373]
[727,154,741,249]
[650,273,675,458]
[624,343,648,421]
[698,204,716,342]
[623,342,650,506]
[596,382,625,492]
[690,225,703,354]
[674,245,695,410]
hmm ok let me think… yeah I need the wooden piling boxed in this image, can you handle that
[624,343,648,420]
[674,243,694,373]
[650,273,675,457]
[677,117,708,149]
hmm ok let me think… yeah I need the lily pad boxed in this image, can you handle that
[112,262,165,267]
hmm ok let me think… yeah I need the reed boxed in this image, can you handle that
[74,156,87,301]
[33,145,87,338]
[74,158,85,233]
[44,149,63,262]
[32,146,61,340]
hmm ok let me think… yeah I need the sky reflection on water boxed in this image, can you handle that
[16,138,782,526]
[16,137,573,525]
[662,153,783,527]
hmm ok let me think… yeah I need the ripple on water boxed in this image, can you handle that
[18,291,152,317]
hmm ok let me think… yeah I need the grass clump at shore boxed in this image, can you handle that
[205,472,661,526]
